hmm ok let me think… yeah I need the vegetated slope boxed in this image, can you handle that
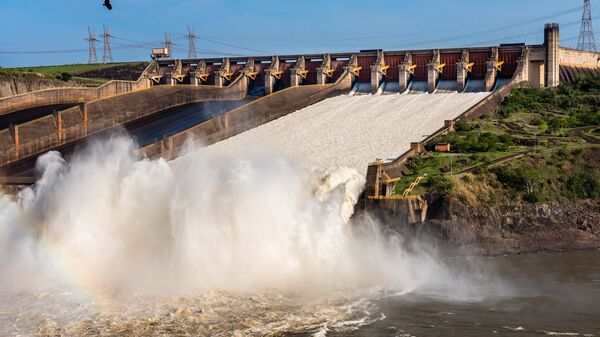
[75,62,149,81]
[207,92,489,175]
[5,63,140,78]
[401,76,600,254]
[0,62,148,94]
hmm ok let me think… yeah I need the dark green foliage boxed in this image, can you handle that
[565,172,600,199]
[455,121,474,132]
[501,77,600,131]
[491,165,544,203]
[58,72,72,82]
[424,176,454,196]
[429,132,512,153]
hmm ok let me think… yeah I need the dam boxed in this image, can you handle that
[1,0,600,332]
[0,23,598,188]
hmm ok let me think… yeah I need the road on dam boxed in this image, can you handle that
[0,98,251,178]
[0,104,78,129]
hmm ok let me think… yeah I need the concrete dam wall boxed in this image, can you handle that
[0,75,249,167]
[205,91,489,175]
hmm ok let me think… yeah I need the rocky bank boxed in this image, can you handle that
[423,196,600,255]
[0,77,79,98]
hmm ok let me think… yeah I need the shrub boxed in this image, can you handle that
[58,72,72,81]
[425,176,454,196]
[566,172,600,199]
[455,121,474,132]
[492,166,542,198]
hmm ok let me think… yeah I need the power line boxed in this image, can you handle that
[164,32,173,59]
[468,20,581,46]
[194,35,273,55]
[185,26,197,59]
[85,27,98,64]
[384,7,582,49]
[0,48,88,55]
[102,24,113,63]
[578,0,597,51]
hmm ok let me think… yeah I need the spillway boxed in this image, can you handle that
[207,92,489,174]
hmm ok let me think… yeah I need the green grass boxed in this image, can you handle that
[6,63,132,77]
[71,76,112,87]
[1,62,147,86]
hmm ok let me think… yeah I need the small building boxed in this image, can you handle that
[435,142,451,152]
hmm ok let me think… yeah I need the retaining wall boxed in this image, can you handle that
[142,70,354,159]
[0,75,249,166]
[559,47,600,68]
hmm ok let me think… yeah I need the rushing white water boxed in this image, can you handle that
[0,104,507,335]
[0,135,459,296]
[208,93,490,174]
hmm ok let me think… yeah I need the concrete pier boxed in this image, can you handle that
[456,50,469,92]
[214,58,231,88]
[399,53,412,94]
[427,50,441,93]
[370,50,385,94]
[290,56,306,87]
[265,56,280,94]
[167,59,184,86]
[545,23,560,88]
[484,47,499,91]
[316,54,332,85]
[192,61,207,86]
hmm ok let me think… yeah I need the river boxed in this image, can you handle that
[0,138,598,336]
[2,250,598,336]
[332,250,600,337]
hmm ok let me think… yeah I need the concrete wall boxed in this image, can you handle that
[142,70,353,159]
[0,78,151,115]
[559,47,600,67]
[0,75,249,166]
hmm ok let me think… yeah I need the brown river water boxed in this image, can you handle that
[1,250,598,337]
[333,250,600,337]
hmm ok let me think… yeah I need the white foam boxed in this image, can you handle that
[208,92,489,175]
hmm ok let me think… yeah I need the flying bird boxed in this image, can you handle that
[103,0,112,10]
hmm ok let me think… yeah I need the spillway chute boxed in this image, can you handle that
[493,77,511,91]
[463,79,486,93]
[350,82,372,96]
[207,92,491,174]
[380,82,400,95]
[435,80,459,94]
[408,81,428,94]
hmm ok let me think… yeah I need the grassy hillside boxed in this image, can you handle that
[0,62,147,86]
[395,76,600,204]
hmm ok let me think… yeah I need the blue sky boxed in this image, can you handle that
[0,0,598,68]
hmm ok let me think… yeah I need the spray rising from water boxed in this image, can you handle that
[0,135,508,301]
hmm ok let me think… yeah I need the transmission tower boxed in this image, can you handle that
[164,32,173,59]
[85,27,98,64]
[185,26,197,59]
[578,0,597,51]
[102,24,113,63]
